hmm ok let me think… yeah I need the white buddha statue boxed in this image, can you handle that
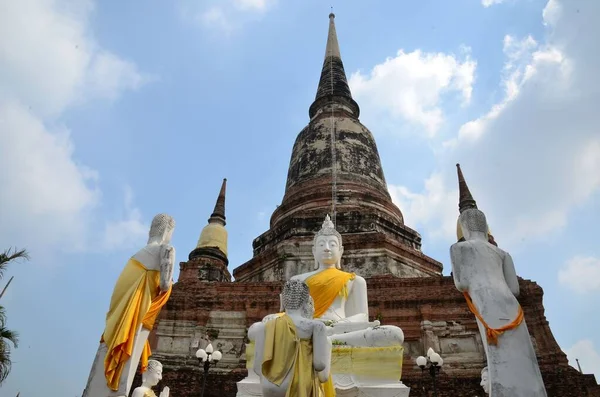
[290,215,404,347]
[83,214,176,397]
[238,216,407,397]
[131,360,170,397]
[480,367,490,395]
[451,208,547,396]
[251,280,331,397]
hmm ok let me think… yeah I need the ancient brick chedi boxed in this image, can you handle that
[148,14,599,397]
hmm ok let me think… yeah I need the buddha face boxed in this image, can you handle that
[313,235,343,268]
[144,365,163,387]
[480,367,489,394]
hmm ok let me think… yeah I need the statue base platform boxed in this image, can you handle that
[237,344,410,397]
[236,374,410,397]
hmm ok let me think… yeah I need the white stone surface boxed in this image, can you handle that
[451,208,546,396]
[83,214,176,397]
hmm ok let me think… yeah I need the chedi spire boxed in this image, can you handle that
[456,163,477,213]
[209,178,227,226]
[309,13,360,119]
[455,164,498,246]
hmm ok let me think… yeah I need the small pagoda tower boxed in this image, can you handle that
[179,178,231,282]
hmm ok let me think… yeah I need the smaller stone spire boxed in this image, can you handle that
[208,178,227,226]
[184,178,231,282]
[455,164,498,246]
[456,164,477,213]
[194,178,228,256]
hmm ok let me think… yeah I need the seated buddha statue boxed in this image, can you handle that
[290,215,404,347]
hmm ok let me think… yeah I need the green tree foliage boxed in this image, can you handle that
[0,248,28,384]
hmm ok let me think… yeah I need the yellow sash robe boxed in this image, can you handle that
[305,268,355,319]
[262,314,323,397]
[101,258,172,391]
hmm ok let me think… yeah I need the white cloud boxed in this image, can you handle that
[0,0,150,255]
[87,51,152,100]
[389,175,458,240]
[566,339,600,378]
[388,0,600,245]
[198,6,234,33]
[349,49,476,137]
[234,0,276,12]
[558,257,600,293]
[179,0,276,32]
[102,186,148,251]
[482,0,507,7]
[0,102,99,251]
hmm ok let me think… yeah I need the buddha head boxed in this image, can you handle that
[480,366,490,394]
[458,208,489,242]
[312,215,343,270]
[142,360,163,387]
[149,213,176,244]
[281,279,312,318]
[456,219,498,246]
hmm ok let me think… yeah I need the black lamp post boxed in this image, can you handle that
[195,343,222,397]
[416,348,444,397]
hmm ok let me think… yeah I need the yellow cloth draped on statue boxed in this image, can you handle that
[305,268,355,319]
[262,314,323,397]
[100,257,172,391]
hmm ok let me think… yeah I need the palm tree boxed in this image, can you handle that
[0,247,27,384]
[0,306,18,383]
[0,248,28,279]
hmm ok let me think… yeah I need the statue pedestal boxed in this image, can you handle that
[236,344,410,397]
[236,374,410,397]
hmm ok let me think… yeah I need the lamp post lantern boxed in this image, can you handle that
[416,348,444,397]
[195,342,222,397]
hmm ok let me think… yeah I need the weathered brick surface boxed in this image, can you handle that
[180,247,232,283]
[148,275,599,396]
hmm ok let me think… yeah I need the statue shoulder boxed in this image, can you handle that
[131,387,153,397]
[350,274,366,286]
[451,240,480,253]
[292,271,316,281]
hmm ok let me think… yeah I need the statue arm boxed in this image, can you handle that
[450,243,467,291]
[159,244,175,291]
[344,276,369,323]
[312,322,330,373]
[502,252,520,297]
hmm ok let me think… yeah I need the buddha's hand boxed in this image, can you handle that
[314,318,335,326]
[159,386,170,397]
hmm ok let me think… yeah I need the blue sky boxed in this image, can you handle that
[1,0,599,395]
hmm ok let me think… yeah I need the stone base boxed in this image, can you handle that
[236,371,262,397]
[236,374,410,397]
